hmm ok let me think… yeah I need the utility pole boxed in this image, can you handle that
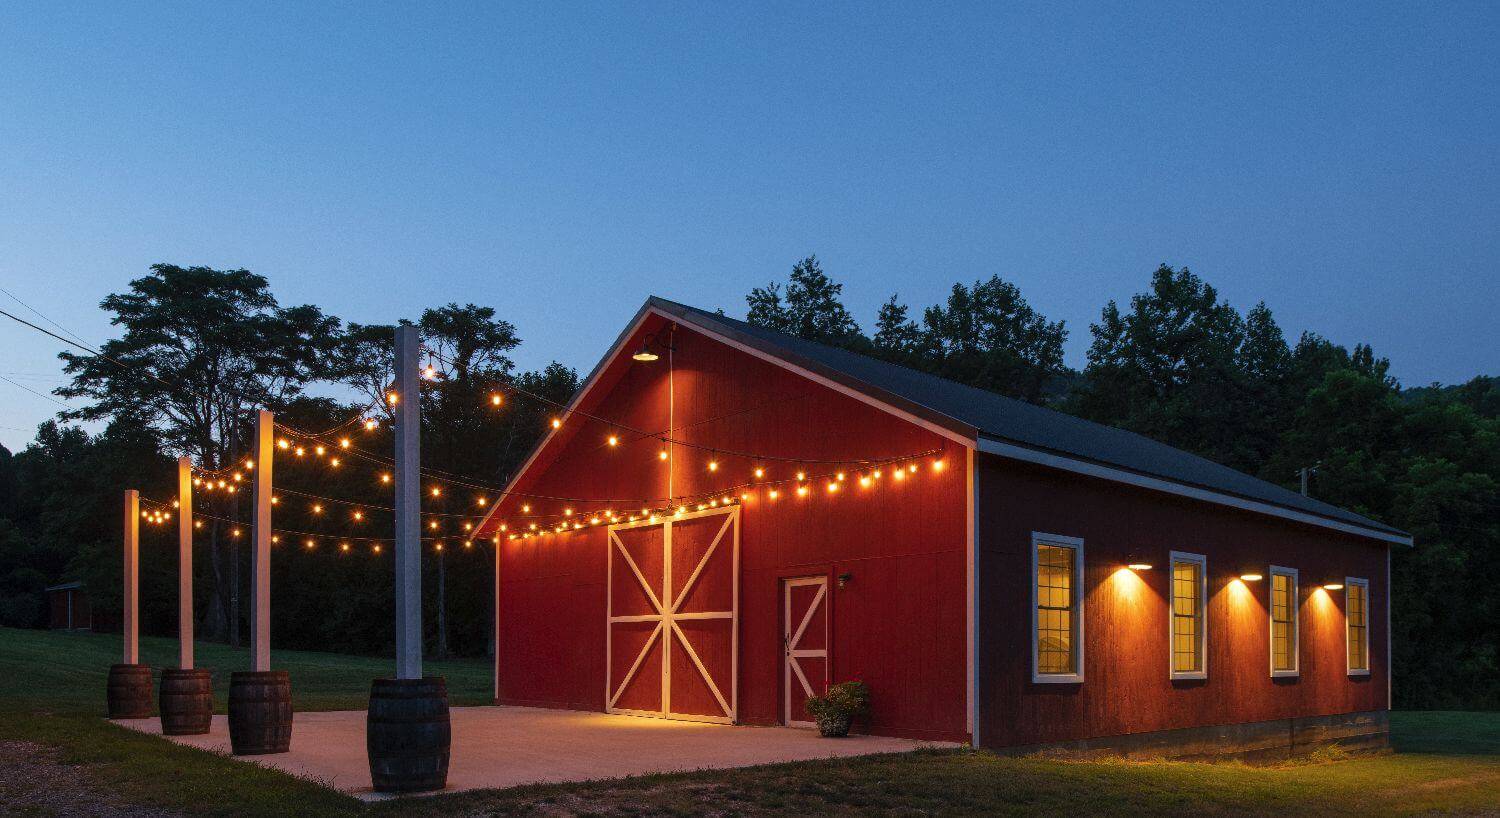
[1297,463,1319,497]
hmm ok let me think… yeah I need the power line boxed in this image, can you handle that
[0,286,96,349]
[0,374,75,410]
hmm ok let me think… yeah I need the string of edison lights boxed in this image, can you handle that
[153,344,951,553]
[137,446,951,556]
[271,374,945,509]
[273,412,948,525]
[494,450,949,542]
[137,493,494,556]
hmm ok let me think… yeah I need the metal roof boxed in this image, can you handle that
[649,297,1406,541]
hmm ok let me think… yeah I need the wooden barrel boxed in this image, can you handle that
[367,677,450,793]
[228,670,292,755]
[159,668,214,735]
[106,663,153,719]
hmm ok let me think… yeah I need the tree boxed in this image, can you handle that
[330,304,573,658]
[746,256,862,345]
[919,277,1068,402]
[1072,264,1255,469]
[872,295,922,357]
[56,264,342,643]
[5,418,173,631]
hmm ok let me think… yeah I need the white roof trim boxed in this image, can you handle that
[978,437,1410,546]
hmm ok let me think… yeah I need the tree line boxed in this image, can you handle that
[0,259,1495,709]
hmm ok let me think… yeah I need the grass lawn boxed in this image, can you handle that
[1,627,1496,816]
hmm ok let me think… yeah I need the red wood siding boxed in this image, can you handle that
[489,314,970,742]
[976,454,1390,749]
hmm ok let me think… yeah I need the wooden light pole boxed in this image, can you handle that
[106,489,152,719]
[250,410,272,674]
[160,457,212,735]
[227,409,292,755]
[123,489,139,666]
[394,323,422,680]
[368,323,451,793]
[177,458,193,669]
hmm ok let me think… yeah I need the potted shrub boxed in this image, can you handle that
[804,680,869,737]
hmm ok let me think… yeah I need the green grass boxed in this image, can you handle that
[1,627,1496,816]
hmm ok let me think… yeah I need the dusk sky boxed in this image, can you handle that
[2,2,1496,452]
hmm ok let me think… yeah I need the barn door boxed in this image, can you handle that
[783,576,829,728]
[607,507,739,723]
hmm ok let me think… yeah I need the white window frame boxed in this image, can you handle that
[1168,551,1208,681]
[1031,532,1085,684]
[1346,576,1371,677]
[1268,565,1300,678]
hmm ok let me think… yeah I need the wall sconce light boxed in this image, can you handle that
[631,344,659,362]
[1239,572,1264,582]
[1322,582,1344,591]
[837,572,853,589]
[1125,554,1153,571]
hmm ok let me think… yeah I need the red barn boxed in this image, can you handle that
[475,298,1406,756]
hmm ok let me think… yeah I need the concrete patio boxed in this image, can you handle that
[114,705,953,800]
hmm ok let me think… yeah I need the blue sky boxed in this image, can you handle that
[2,2,1496,451]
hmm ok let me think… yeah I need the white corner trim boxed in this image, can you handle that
[1168,550,1208,681]
[1385,550,1392,709]
[977,437,1410,546]
[1031,532,1085,684]
[966,445,978,746]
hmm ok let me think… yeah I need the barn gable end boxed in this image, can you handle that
[486,306,972,741]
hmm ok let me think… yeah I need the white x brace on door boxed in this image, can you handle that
[606,507,739,723]
[783,575,829,728]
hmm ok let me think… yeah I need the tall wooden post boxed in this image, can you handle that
[493,537,501,702]
[106,488,152,719]
[394,324,422,680]
[250,409,273,672]
[368,324,449,794]
[162,457,213,736]
[122,489,139,665]
[227,408,292,755]
[177,457,194,669]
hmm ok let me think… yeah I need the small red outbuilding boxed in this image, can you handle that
[475,298,1405,755]
[45,581,92,631]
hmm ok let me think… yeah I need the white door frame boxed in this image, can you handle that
[606,506,739,724]
[783,575,829,728]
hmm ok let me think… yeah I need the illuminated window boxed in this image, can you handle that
[1346,578,1370,675]
[1032,533,1084,682]
[1270,566,1299,676]
[1170,551,1207,679]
